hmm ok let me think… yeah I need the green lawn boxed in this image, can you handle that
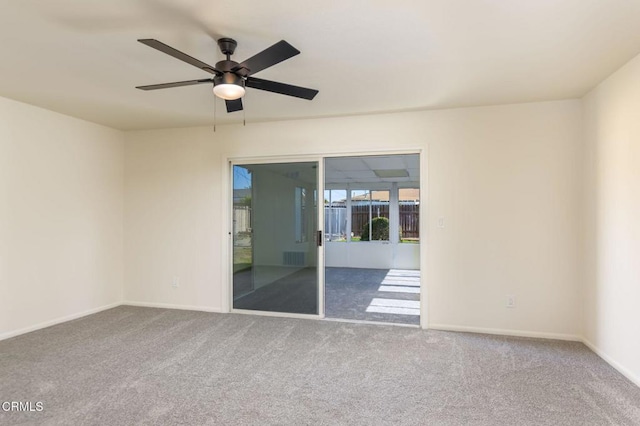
[233,246,252,273]
[233,263,251,273]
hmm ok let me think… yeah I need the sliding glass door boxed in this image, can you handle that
[232,161,320,315]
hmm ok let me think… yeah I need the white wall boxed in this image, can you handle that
[123,131,219,310]
[325,242,420,270]
[124,99,583,339]
[325,242,394,269]
[582,53,640,386]
[0,96,124,339]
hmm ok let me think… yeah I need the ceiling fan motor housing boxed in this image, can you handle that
[215,60,240,73]
[214,72,244,88]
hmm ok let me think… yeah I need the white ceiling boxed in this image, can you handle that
[238,155,419,187]
[1,0,640,130]
[326,155,419,186]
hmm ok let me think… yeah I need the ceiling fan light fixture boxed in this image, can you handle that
[136,38,318,112]
[213,84,245,100]
[213,74,245,100]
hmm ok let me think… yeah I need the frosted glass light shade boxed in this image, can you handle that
[213,84,246,100]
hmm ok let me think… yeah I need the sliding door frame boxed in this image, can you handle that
[226,155,325,320]
[222,148,427,329]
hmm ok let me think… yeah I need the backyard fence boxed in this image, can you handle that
[325,203,419,240]
[350,203,389,237]
[399,203,419,239]
[233,205,252,235]
[324,206,347,241]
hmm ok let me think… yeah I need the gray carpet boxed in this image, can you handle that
[1,306,639,425]
[325,267,420,325]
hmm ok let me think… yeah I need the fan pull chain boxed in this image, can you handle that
[213,93,217,132]
[242,89,246,126]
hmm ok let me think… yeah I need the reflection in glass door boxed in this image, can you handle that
[232,162,319,315]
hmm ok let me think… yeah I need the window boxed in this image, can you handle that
[351,190,389,241]
[323,187,417,244]
[324,189,347,241]
[399,188,419,243]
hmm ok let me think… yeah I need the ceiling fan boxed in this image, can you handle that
[136,37,319,113]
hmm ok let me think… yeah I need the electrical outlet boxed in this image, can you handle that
[172,276,180,288]
[506,295,516,308]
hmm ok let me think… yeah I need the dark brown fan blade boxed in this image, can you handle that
[136,79,214,91]
[236,40,300,76]
[225,98,243,113]
[245,77,318,100]
[138,39,219,74]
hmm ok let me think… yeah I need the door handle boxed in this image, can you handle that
[317,230,323,247]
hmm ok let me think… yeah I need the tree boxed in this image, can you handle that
[361,217,389,241]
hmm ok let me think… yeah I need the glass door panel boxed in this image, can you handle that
[232,162,319,315]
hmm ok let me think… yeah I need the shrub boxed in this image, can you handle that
[361,217,389,241]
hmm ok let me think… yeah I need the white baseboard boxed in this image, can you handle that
[429,324,639,388]
[582,338,640,388]
[428,323,582,342]
[0,302,122,341]
[122,300,223,313]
